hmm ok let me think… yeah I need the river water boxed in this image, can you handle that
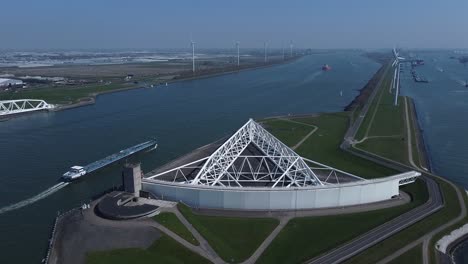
[399,50,468,263]
[0,52,380,263]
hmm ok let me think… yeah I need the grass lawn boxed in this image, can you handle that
[0,82,135,104]
[261,118,314,147]
[263,113,397,179]
[354,64,409,165]
[388,244,422,264]
[355,66,391,140]
[178,204,279,263]
[368,90,405,137]
[355,65,405,140]
[153,212,199,246]
[357,136,408,165]
[345,177,460,264]
[86,235,211,264]
[256,179,428,264]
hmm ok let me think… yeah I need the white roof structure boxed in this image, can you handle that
[147,119,388,188]
[143,119,421,210]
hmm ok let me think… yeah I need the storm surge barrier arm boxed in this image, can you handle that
[0,99,54,116]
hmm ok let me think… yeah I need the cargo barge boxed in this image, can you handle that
[62,139,157,181]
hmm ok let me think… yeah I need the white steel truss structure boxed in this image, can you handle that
[0,99,54,116]
[147,119,367,188]
[192,119,322,187]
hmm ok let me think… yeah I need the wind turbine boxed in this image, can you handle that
[191,36,195,73]
[236,41,240,67]
[290,41,293,57]
[264,42,268,63]
[392,46,405,106]
[392,46,405,66]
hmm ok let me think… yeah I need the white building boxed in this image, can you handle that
[0,78,23,87]
[143,119,420,210]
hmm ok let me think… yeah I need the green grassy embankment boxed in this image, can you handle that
[263,113,397,178]
[0,82,136,104]
[354,64,408,165]
[257,179,428,264]
[261,119,314,147]
[387,244,423,264]
[153,212,199,246]
[406,98,425,169]
[345,177,460,264]
[178,204,279,263]
[86,235,211,264]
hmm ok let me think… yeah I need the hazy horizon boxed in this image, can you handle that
[2,0,468,50]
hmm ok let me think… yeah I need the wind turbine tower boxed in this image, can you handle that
[264,42,268,63]
[236,41,240,67]
[191,38,195,73]
[290,41,293,57]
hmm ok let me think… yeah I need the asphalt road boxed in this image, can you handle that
[307,174,443,264]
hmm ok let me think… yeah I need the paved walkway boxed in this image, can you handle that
[241,217,291,264]
[169,208,225,264]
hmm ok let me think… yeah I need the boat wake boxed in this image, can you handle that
[0,182,69,215]
[302,71,323,84]
[448,74,467,87]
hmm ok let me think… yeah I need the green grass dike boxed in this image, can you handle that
[256,179,428,264]
[344,177,460,264]
[153,212,200,246]
[262,113,397,178]
[387,244,423,264]
[86,235,211,264]
[178,203,279,263]
[0,82,135,105]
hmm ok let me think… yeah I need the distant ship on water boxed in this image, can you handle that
[322,64,332,71]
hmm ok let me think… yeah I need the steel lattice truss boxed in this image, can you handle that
[148,119,367,188]
[191,119,323,187]
[0,99,54,116]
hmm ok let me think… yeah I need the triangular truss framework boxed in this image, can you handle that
[148,119,368,188]
[0,99,54,116]
[147,119,421,189]
[191,119,323,187]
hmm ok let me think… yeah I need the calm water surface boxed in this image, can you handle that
[0,52,380,263]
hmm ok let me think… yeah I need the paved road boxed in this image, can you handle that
[378,175,467,264]
[307,175,443,264]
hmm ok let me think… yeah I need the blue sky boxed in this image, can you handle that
[2,0,467,49]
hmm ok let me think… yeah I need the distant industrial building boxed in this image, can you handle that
[0,78,23,87]
[143,119,420,210]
